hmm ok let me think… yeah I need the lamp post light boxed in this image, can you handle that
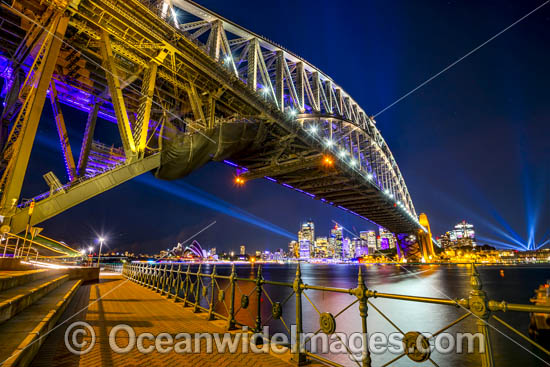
[81,248,87,265]
[88,246,93,266]
[97,237,105,267]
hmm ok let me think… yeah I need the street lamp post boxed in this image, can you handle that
[88,246,93,266]
[97,237,105,267]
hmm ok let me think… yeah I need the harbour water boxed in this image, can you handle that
[191,263,549,366]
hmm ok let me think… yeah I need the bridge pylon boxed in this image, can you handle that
[417,213,436,260]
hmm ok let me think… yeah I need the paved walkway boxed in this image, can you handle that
[31,273,296,367]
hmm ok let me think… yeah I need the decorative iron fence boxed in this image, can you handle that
[120,262,550,366]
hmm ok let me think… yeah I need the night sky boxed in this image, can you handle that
[13,0,550,254]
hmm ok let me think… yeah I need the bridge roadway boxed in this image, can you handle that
[29,272,306,367]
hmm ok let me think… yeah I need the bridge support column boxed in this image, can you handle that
[418,213,436,259]
[275,51,284,111]
[247,39,259,91]
[49,80,77,181]
[0,14,69,218]
[99,30,137,160]
[134,62,158,156]
[77,100,101,177]
[296,62,304,112]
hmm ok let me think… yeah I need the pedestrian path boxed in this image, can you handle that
[30,274,297,367]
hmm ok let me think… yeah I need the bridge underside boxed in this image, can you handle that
[156,117,417,234]
[0,0,421,238]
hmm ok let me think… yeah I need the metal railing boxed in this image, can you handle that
[104,264,124,273]
[120,262,550,366]
[1,234,43,260]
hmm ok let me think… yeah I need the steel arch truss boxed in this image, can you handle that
[0,0,420,234]
[167,0,416,218]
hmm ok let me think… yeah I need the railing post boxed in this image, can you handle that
[161,264,167,293]
[183,264,191,306]
[122,263,127,277]
[469,263,494,367]
[193,264,202,313]
[139,263,145,284]
[173,264,181,301]
[254,265,263,333]
[155,264,162,291]
[154,264,161,292]
[356,266,371,367]
[227,264,237,330]
[292,264,306,365]
[161,264,168,294]
[208,265,216,320]
[163,264,173,296]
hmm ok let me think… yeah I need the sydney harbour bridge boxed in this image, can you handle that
[0,0,435,258]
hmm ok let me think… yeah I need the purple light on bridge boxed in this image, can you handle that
[264,176,277,182]
[223,160,239,167]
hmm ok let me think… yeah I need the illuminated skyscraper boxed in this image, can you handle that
[299,239,311,259]
[298,221,315,244]
[240,245,246,255]
[451,220,475,240]
[360,230,377,254]
[378,228,396,250]
[288,240,299,258]
[342,237,351,258]
[314,237,329,258]
[330,224,343,259]
[352,237,369,257]
[449,220,476,247]
[298,220,315,259]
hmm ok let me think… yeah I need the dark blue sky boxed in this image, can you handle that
[17,0,550,253]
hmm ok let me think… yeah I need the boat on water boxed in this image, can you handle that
[528,281,550,343]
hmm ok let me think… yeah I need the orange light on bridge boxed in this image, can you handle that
[322,155,334,166]
[234,176,245,185]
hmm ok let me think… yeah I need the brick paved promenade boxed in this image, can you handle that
[30,273,298,367]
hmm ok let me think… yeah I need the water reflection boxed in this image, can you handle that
[191,263,549,366]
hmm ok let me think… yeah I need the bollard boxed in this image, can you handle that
[227,264,237,330]
[292,264,306,365]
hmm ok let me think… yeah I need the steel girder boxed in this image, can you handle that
[0,0,420,234]
[166,0,416,216]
